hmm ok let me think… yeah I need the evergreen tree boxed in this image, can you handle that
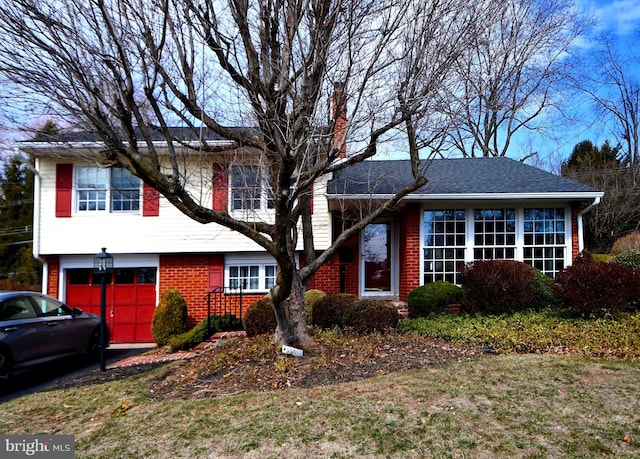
[0,155,40,287]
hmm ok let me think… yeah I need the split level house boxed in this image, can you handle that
[19,130,603,343]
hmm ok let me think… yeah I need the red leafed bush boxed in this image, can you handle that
[553,263,640,318]
[458,260,534,314]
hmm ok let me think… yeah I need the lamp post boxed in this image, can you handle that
[93,247,113,372]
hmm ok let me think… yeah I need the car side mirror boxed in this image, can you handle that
[72,307,83,317]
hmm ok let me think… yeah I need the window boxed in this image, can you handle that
[227,258,277,292]
[423,209,466,284]
[473,208,516,260]
[230,165,274,211]
[76,166,140,213]
[523,208,566,277]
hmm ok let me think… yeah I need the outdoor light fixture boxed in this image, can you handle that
[93,247,113,371]
[94,247,114,274]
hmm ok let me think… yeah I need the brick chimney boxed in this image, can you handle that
[332,82,347,158]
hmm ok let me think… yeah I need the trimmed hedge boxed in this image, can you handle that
[343,299,398,334]
[243,297,278,338]
[151,289,188,346]
[311,294,398,333]
[311,293,359,329]
[458,260,534,314]
[304,289,326,323]
[554,262,640,317]
[407,281,463,317]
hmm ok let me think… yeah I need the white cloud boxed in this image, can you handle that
[582,0,640,36]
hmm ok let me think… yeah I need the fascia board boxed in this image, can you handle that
[18,139,236,156]
[326,191,605,201]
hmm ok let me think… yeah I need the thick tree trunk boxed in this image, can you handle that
[273,271,313,349]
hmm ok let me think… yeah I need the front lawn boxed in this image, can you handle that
[0,312,639,458]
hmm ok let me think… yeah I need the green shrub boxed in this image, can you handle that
[407,281,463,318]
[243,297,277,337]
[344,299,399,334]
[311,293,359,329]
[592,253,613,263]
[554,262,640,318]
[169,314,240,351]
[458,260,534,314]
[530,267,559,310]
[304,289,326,323]
[151,289,188,346]
[610,249,640,270]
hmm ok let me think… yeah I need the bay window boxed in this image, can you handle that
[422,206,569,284]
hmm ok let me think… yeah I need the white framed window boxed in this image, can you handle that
[523,208,566,277]
[226,254,277,292]
[423,209,466,284]
[473,208,517,260]
[421,205,570,285]
[230,165,274,211]
[75,166,140,213]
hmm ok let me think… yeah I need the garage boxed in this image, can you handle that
[65,267,157,343]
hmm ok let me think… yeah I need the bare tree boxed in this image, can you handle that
[561,140,640,252]
[579,35,640,168]
[0,0,494,347]
[444,0,590,158]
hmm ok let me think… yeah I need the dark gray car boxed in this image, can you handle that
[0,291,105,380]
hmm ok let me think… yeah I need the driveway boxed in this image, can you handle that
[0,344,155,403]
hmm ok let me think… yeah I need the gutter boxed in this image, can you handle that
[30,156,48,294]
[577,196,602,253]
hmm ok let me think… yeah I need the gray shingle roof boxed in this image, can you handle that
[327,157,600,197]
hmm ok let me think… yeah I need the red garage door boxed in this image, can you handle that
[66,267,157,343]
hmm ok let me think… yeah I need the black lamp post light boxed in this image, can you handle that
[93,247,113,371]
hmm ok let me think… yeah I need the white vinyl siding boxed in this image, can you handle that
[36,159,332,256]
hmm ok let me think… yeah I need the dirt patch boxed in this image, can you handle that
[148,332,488,400]
[51,332,489,399]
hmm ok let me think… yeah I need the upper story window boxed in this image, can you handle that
[230,165,274,211]
[76,166,140,213]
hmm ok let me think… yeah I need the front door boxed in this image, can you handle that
[361,222,396,296]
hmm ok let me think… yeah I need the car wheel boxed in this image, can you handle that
[0,348,13,380]
[86,328,100,360]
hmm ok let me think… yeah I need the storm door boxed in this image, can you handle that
[361,222,396,296]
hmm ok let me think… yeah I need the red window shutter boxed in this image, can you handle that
[142,182,160,216]
[208,255,225,289]
[212,164,228,211]
[55,164,73,217]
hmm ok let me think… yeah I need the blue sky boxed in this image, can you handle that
[526,0,640,169]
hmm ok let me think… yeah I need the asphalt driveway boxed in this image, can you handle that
[0,344,155,403]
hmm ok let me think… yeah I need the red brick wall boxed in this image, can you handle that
[399,204,421,301]
[310,235,359,295]
[158,254,264,328]
[44,256,60,298]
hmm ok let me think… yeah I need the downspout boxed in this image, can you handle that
[30,156,48,294]
[577,197,601,253]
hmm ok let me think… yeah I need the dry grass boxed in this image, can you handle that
[1,352,639,458]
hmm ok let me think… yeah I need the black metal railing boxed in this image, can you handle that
[205,286,244,339]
